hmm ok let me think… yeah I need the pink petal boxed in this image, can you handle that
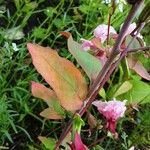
[74,132,88,150]
[69,132,88,150]
[106,120,116,133]
[92,99,127,133]
[94,24,117,43]
[81,39,94,51]
[122,23,143,38]
[125,23,136,36]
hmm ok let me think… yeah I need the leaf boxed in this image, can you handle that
[28,43,87,111]
[125,35,143,49]
[38,136,56,150]
[32,27,47,39]
[118,79,150,104]
[31,81,57,106]
[4,26,24,40]
[61,32,102,81]
[127,57,150,81]
[99,88,106,99]
[114,81,133,97]
[22,2,38,13]
[40,108,63,120]
[87,111,97,128]
[61,132,72,149]
[73,114,85,134]
[31,81,64,119]
[44,7,57,17]
[94,145,104,150]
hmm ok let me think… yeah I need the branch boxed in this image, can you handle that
[128,46,150,52]
[54,1,144,149]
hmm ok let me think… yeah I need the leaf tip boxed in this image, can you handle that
[27,43,37,55]
[60,31,71,39]
[31,81,38,96]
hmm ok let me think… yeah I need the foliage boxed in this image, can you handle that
[0,0,150,149]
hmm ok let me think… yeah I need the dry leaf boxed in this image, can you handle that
[128,57,150,81]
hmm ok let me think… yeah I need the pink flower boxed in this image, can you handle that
[92,99,127,133]
[69,132,88,150]
[96,54,107,67]
[121,23,143,39]
[94,24,117,43]
[81,38,94,51]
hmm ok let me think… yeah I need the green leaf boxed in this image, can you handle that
[118,79,150,104]
[94,145,104,150]
[125,35,143,49]
[62,32,102,81]
[114,81,133,97]
[44,7,57,17]
[52,100,65,116]
[73,114,85,134]
[38,136,56,150]
[99,88,106,99]
[32,27,47,39]
[22,2,38,13]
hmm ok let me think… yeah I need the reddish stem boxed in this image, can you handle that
[107,0,116,45]
[107,14,111,45]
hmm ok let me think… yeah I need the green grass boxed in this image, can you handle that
[0,0,150,149]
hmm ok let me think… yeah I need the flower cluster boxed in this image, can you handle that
[81,23,143,67]
[92,99,127,134]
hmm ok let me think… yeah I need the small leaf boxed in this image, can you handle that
[4,26,24,40]
[38,136,56,150]
[73,114,85,134]
[127,57,150,81]
[125,35,143,49]
[87,111,97,128]
[40,108,63,119]
[31,81,57,106]
[32,27,47,39]
[99,88,106,99]
[22,2,38,12]
[0,5,6,14]
[44,7,57,17]
[61,132,72,149]
[28,43,87,111]
[31,82,64,119]
[31,81,65,119]
[94,145,104,150]
[114,81,133,97]
[61,32,102,81]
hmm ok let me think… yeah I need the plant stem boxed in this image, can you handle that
[107,14,111,45]
[107,0,116,45]
[54,1,144,149]
[128,46,150,52]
